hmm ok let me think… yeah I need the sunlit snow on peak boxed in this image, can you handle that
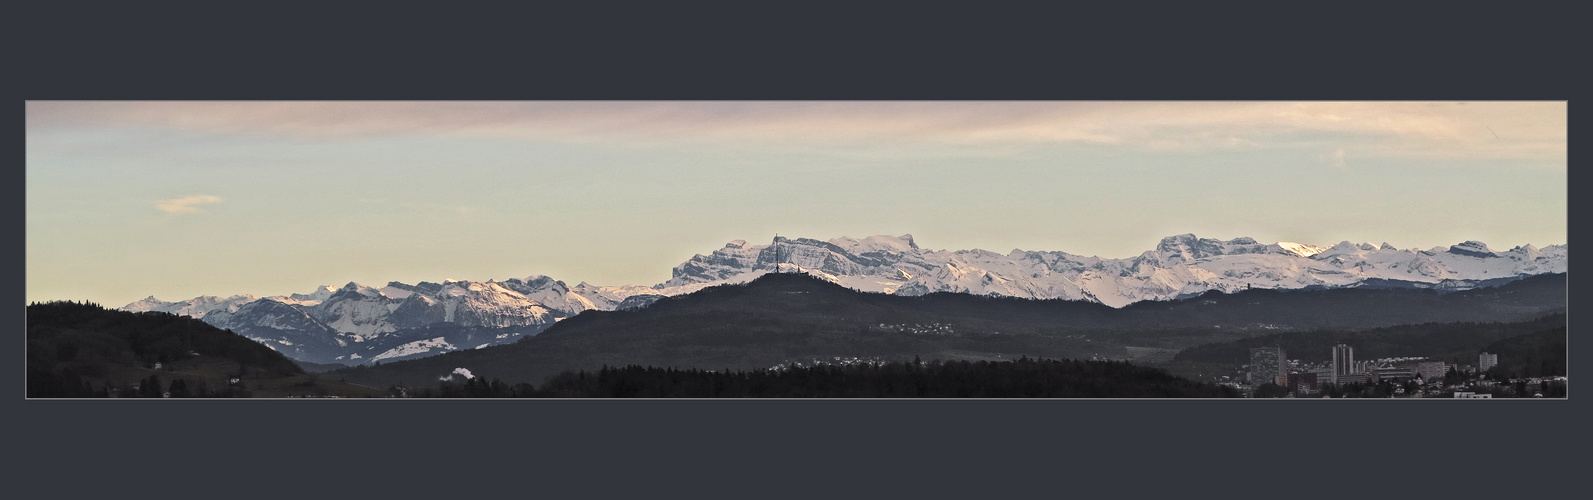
[1276,241,1327,257]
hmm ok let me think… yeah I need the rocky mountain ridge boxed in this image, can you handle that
[121,234,1567,364]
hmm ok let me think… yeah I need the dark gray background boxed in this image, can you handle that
[11,4,1582,496]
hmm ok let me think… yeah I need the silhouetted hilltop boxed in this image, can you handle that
[28,301,305,397]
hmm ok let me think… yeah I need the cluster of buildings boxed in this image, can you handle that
[768,356,892,371]
[1247,345,1502,397]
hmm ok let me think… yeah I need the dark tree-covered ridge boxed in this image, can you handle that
[1171,313,1565,366]
[414,358,1241,398]
[27,301,305,397]
[334,272,1565,389]
[1478,326,1566,379]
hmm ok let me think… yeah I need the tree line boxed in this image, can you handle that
[1172,313,1565,367]
[400,357,1241,398]
[27,301,301,398]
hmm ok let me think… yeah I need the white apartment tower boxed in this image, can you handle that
[1331,344,1355,385]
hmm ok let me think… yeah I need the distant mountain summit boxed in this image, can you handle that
[663,234,1565,307]
[120,233,1567,364]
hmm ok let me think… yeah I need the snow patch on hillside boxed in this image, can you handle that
[371,337,456,362]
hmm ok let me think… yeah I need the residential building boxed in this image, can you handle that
[1416,361,1447,381]
[1479,352,1498,372]
[1370,367,1415,381]
[1331,344,1354,384]
[1287,372,1318,394]
[1334,373,1372,385]
[1309,367,1334,386]
[1250,347,1286,386]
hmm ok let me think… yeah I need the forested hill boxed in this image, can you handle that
[1171,313,1566,367]
[333,272,1565,389]
[27,301,305,397]
[426,359,1240,398]
[1477,325,1567,379]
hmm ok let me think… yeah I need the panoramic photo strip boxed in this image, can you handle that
[25,101,1567,398]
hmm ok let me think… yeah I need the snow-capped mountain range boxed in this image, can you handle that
[121,234,1567,364]
[664,234,1566,307]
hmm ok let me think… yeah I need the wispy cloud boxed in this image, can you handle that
[27,101,1566,164]
[155,195,222,215]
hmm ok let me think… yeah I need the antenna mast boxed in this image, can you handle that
[771,233,800,274]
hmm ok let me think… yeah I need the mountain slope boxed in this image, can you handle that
[1171,313,1566,366]
[332,272,1565,388]
[663,234,1567,307]
[27,301,308,397]
[120,233,1568,364]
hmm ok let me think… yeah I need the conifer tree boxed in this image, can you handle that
[143,374,162,398]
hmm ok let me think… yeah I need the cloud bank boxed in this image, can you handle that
[27,101,1567,164]
[155,195,222,215]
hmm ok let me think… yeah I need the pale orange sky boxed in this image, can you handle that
[26,101,1568,306]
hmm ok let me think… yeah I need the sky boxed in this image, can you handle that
[25,101,1568,306]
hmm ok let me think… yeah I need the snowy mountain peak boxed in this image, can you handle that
[288,285,340,303]
[1276,242,1328,257]
[1149,234,1285,264]
[827,234,919,254]
[115,232,1567,365]
[122,296,172,312]
[376,282,419,300]
[119,294,257,319]
[1506,244,1543,260]
[1448,241,1497,258]
[1157,233,1199,248]
[1325,241,1362,253]
[513,274,566,291]
[333,282,383,299]
[655,233,1564,308]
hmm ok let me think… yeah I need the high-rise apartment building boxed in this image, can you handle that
[1416,361,1447,381]
[1479,352,1498,372]
[1250,346,1286,387]
[1331,344,1355,385]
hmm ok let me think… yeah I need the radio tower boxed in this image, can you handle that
[772,233,783,273]
[771,233,803,275]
